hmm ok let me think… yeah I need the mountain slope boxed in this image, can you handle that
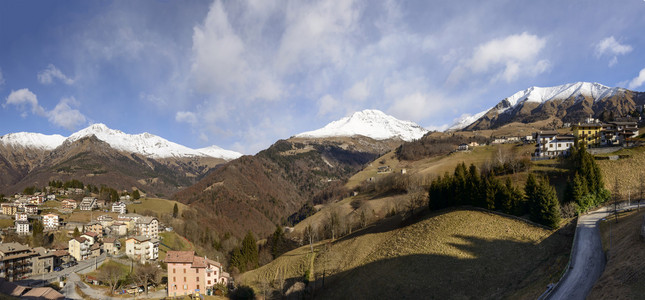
[296,109,428,141]
[173,135,401,239]
[461,82,645,130]
[0,124,239,195]
[240,209,573,299]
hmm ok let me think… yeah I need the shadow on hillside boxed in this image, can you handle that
[280,219,575,300]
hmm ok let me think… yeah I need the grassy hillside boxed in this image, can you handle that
[588,208,645,299]
[596,145,645,200]
[158,231,195,261]
[126,197,188,216]
[240,209,573,299]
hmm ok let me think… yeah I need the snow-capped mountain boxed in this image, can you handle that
[504,82,623,107]
[447,110,490,131]
[296,109,428,141]
[457,82,644,131]
[0,132,66,150]
[0,123,242,160]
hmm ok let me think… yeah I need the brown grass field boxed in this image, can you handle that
[158,231,195,261]
[588,208,645,299]
[126,197,188,216]
[595,145,645,200]
[241,209,574,299]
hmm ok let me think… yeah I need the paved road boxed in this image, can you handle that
[546,203,641,300]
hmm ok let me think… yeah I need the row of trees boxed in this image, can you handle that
[428,163,562,228]
[564,144,609,212]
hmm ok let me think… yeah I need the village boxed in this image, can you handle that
[455,118,640,158]
[0,186,231,299]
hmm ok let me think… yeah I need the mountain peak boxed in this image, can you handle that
[296,109,428,141]
[504,81,623,107]
[1,124,242,160]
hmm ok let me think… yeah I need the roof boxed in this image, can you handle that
[165,250,195,263]
[0,278,27,297]
[192,256,208,268]
[126,235,150,243]
[52,250,69,257]
[103,237,116,243]
[537,130,558,136]
[73,236,88,243]
[42,213,58,217]
[21,287,64,300]
[83,231,98,237]
[90,243,100,250]
[0,242,31,254]
[136,216,157,224]
[574,123,602,128]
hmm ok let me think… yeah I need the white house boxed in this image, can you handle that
[136,216,159,239]
[79,197,97,211]
[42,213,59,230]
[111,202,127,214]
[15,220,30,235]
[534,131,574,157]
[125,236,159,263]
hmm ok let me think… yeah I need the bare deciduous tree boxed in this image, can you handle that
[132,262,161,295]
[97,263,125,295]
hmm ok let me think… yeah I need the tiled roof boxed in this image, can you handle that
[165,251,195,263]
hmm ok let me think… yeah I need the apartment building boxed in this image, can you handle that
[0,243,37,281]
[125,236,159,263]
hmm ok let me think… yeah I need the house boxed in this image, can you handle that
[110,222,128,236]
[112,202,127,214]
[1,203,17,215]
[492,138,507,144]
[600,121,639,146]
[79,197,97,211]
[15,220,30,235]
[61,199,77,210]
[102,237,120,255]
[573,122,602,146]
[119,195,131,201]
[165,251,230,297]
[21,286,65,299]
[85,221,103,237]
[534,131,575,157]
[31,247,55,275]
[14,212,28,222]
[377,166,392,174]
[136,216,159,239]
[68,236,93,261]
[125,236,159,263]
[81,232,98,244]
[457,144,468,151]
[24,204,38,215]
[468,141,480,147]
[52,250,71,269]
[95,199,107,209]
[42,213,59,230]
[0,242,37,281]
[46,194,56,201]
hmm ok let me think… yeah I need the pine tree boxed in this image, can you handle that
[173,203,179,218]
[241,231,259,271]
[132,189,141,200]
[533,179,561,228]
[525,173,539,217]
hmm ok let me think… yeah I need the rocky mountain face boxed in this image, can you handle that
[0,124,240,196]
[459,82,645,130]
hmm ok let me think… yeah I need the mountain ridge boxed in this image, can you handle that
[296,109,428,142]
[0,123,242,160]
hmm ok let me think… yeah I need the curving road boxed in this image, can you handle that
[546,203,640,300]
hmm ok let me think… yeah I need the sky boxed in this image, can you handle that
[1,0,645,154]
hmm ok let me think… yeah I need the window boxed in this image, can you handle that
[549,144,553,148]
[184,277,186,282]
[173,277,176,282]
[173,268,176,273]
[197,285,200,290]
[208,280,211,285]
[184,269,186,273]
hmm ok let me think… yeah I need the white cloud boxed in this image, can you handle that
[628,68,645,90]
[4,88,46,116]
[317,94,340,116]
[388,92,447,121]
[448,32,549,84]
[595,36,632,67]
[47,97,87,130]
[37,64,75,85]
[4,89,86,130]
[175,111,198,125]
[343,79,369,101]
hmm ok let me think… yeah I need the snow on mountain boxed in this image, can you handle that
[447,110,490,131]
[196,145,243,160]
[504,82,623,107]
[0,132,66,150]
[1,123,241,160]
[295,109,428,141]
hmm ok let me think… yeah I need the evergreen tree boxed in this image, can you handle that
[73,227,81,238]
[241,231,259,271]
[132,190,141,200]
[31,220,44,246]
[571,172,587,207]
[173,203,179,218]
[525,173,539,217]
[532,179,561,228]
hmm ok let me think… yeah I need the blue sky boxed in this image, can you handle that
[2,0,645,154]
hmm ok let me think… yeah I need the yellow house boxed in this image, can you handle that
[573,123,602,146]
